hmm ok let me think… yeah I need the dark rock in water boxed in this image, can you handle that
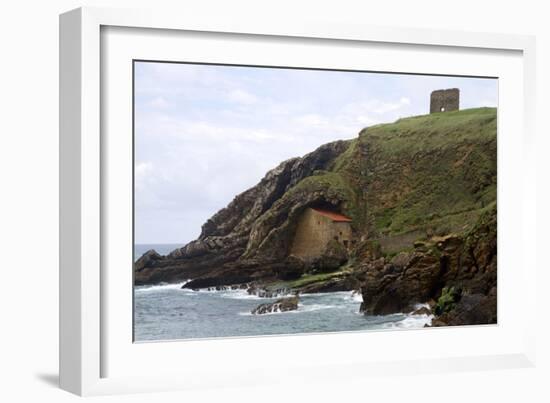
[251,296,299,315]
[411,306,432,316]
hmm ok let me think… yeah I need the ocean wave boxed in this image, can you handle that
[411,302,431,311]
[298,303,339,312]
[300,291,350,298]
[181,286,282,301]
[379,313,433,329]
[300,291,363,303]
[191,287,279,300]
[346,292,363,303]
[134,281,190,293]
[218,290,266,300]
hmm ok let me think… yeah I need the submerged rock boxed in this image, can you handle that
[251,296,299,315]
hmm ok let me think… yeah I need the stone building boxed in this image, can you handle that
[290,207,353,261]
[430,88,460,113]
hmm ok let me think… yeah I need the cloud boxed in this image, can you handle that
[135,161,154,191]
[226,89,258,105]
[149,96,169,109]
[133,62,498,243]
[135,161,153,176]
[356,115,379,126]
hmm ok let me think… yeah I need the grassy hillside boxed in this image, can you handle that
[290,107,497,254]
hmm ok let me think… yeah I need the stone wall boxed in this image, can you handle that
[430,88,460,113]
[290,208,352,261]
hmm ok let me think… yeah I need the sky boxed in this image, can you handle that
[134,61,498,244]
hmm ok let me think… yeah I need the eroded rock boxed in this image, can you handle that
[360,206,497,318]
[251,296,300,315]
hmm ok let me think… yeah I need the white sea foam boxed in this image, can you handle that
[300,291,362,303]
[238,309,291,317]
[300,291,350,298]
[411,302,431,311]
[395,313,433,328]
[344,292,363,303]
[134,281,190,293]
[219,290,265,300]
[298,303,339,312]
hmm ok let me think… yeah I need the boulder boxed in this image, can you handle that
[251,296,300,315]
[359,249,440,315]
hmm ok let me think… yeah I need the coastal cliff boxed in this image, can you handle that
[135,107,497,325]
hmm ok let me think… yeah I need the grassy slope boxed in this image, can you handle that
[288,107,497,254]
[360,107,496,241]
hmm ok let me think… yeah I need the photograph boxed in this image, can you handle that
[132,61,498,341]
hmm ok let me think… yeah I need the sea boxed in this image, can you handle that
[134,244,433,341]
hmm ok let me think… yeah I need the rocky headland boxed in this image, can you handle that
[135,107,498,327]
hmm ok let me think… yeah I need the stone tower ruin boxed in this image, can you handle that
[430,88,460,113]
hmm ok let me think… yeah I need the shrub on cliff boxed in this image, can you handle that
[434,286,463,316]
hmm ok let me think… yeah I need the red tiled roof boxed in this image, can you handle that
[311,208,352,222]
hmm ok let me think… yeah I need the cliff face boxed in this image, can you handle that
[135,107,497,323]
[359,204,496,317]
[135,140,353,286]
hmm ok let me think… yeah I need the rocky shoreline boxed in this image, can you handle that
[135,108,497,328]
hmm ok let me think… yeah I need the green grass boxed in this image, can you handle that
[359,107,497,157]
[358,108,497,238]
[266,269,351,291]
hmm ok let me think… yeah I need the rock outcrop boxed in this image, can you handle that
[135,140,352,286]
[431,289,497,326]
[251,296,300,315]
[359,204,496,321]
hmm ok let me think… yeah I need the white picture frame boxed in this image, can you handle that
[59,6,537,396]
